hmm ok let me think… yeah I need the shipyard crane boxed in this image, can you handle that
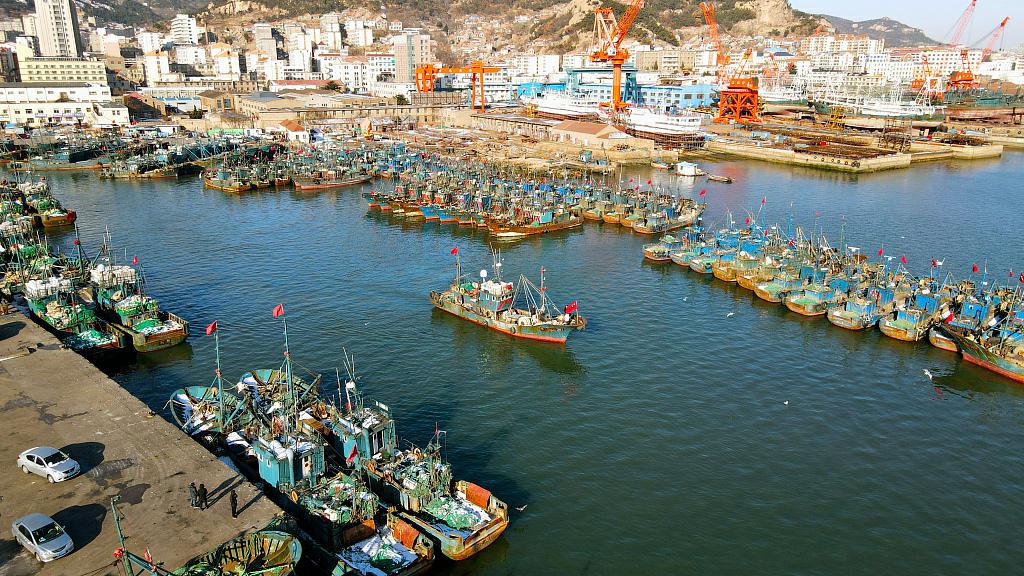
[415,61,500,112]
[589,0,645,112]
[945,0,979,91]
[948,16,1010,92]
[699,1,760,123]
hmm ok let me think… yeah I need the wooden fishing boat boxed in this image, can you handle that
[928,296,993,352]
[601,211,621,224]
[827,288,894,330]
[941,319,1024,383]
[784,277,850,317]
[711,250,738,282]
[879,292,940,342]
[174,531,301,576]
[487,210,582,238]
[642,235,685,262]
[293,173,371,191]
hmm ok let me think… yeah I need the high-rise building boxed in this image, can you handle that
[253,23,277,59]
[320,13,345,51]
[393,30,433,84]
[170,14,199,46]
[35,0,83,57]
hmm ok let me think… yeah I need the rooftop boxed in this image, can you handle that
[0,82,100,89]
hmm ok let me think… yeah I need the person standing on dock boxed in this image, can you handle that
[197,483,208,510]
[188,482,198,509]
[230,489,238,519]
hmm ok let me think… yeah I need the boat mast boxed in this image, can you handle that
[213,326,224,430]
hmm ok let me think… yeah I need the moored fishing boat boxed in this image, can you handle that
[430,252,584,343]
[784,276,851,317]
[173,531,302,576]
[827,287,895,330]
[878,290,941,342]
[940,314,1024,383]
[642,234,685,262]
[487,208,582,238]
[293,172,371,191]
[89,262,189,352]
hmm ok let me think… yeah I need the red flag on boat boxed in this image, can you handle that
[647,179,652,185]
[565,301,578,314]
[346,442,358,464]
[450,247,458,255]
[144,548,153,565]
[132,255,138,265]
[205,321,218,335]
[699,188,707,196]
[900,255,907,264]
[788,239,795,247]
[942,309,955,324]
[744,217,750,224]
[629,178,633,183]
[435,421,439,435]
[761,197,766,205]
[972,263,979,273]
[931,259,937,268]
[877,247,883,257]
[272,304,285,318]
[73,239,80,246]
[1020,273,1024,284]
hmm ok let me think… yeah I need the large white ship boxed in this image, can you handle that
[615,107,705,147]
[520,92,601,120]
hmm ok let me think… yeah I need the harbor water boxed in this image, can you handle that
[33,152,1024,574]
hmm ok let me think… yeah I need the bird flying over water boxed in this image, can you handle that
[783,400,789,405]
[516,505,528,512]
[923,369,934,381]
[726,312,735,317]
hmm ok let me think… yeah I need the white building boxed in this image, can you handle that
[20,14,37,38]
[173,44,206,66]
[35,0,83,57]
[0,81,127,127]
[144,51,175,84]
[209,43,241,80]
[138,31,167,55]
[509,54,560,77]
[316,53,369,92]
[910,49,983,76]
[254,23,277,59]
[320,14,345,50]
[393,30,434,83]
[170,14,199,46]
[344,19,375,48]
[366,52,396,80]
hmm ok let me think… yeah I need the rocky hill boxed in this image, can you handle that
[820,15,937,47]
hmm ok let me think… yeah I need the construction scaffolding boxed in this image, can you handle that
[826,106,849,132]
[878,118,912,153]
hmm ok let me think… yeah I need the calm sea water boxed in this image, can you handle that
[30,151,1024,575]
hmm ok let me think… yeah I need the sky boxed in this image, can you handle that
[789,0,1024,49]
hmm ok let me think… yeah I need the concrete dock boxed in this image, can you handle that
[0,311,280,576]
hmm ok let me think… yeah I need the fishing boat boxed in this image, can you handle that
[487,208,582,238]
[940,314,1024,383]
[642,235,685,262]
[754,265,814,303]
[430,254,584,343]
[827,287,895,330]
[928,287,995,352]
[89,263,189,352]
[632,201,704,235]
[173,531,302,576]
[784,276,851,317]
[878,290,941,342]
[204,167,253,193]
[23,277,125,354]
[293,172,371,191]
[335,512,435,576]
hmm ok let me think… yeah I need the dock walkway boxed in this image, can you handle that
[0,311,280,576]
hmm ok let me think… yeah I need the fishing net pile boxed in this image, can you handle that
[338,527,418,576]
[62,328,113,350]
[424,495,490,531]
[303,475,378,524]
[115,294,159,317]
[393,457,451,503]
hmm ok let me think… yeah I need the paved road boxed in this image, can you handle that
[0,311,280,575]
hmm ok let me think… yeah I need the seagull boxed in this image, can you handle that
[923,369,934,381]
[683,296,688,302]
[726,312,735,317]
[783,400,789,405]
[515,505,528,512]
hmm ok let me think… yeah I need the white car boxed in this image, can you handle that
[12,513,74,562]
[17,447,80,483]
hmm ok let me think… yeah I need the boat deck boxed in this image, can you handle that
[0,311,281,575]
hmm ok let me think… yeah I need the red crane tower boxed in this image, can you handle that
[415,61,500,112]
[590,0,645,112]
[700,1,760,123]
[945,0,978,91]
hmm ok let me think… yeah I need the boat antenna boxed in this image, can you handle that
[277,305,296,433]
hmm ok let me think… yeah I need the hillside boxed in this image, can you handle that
[820,15,937,47]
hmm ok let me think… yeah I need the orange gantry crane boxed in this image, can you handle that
[415,61,500,112]
[699,1,760,123]
[590,0,645,112]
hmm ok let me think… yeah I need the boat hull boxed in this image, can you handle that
[878,320,929,342]
[487,217,582,238]
[293,174,371,190]
[827,309,878,330]
[431,291,580,343]
[927,327,959,352]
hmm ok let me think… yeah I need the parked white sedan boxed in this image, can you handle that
[17,447,80,483]
[11,513,74,562]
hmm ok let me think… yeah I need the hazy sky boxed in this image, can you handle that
[789,0,1023,48]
